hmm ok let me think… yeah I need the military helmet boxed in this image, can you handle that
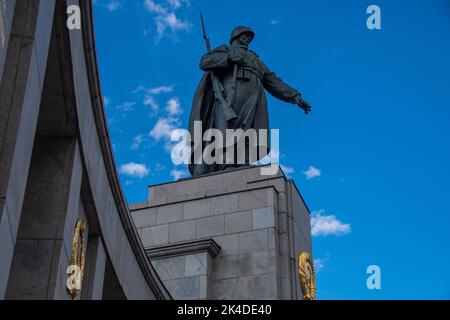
[229,26,255,44]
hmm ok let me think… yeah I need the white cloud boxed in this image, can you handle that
[255,149,280,165]
[144,95,160,112]
[161,12,190,30]
[154,163,166,173]
[310,210,351,237]
[108,116,118,125]
[103,96,111,107]
[314,259,325,273]
[314,253,330,273]
[170,168,189,180]
[167,0,190,10]
[270,19,279,26]
[119,162,150,178]
[132,86,146,94]
[144,0,166,14]
[112,143,120,152]
[149,117,180,141]
[131,134,148,150]
[303,166,321,180]
[148,85,174,95]
[94,0,122,11]
[143,0,192,41]
[280,165,294,176]
[134,84,175,95]
[106,0,122,11]
[116,101,136,112]
[133,85,175,113]
[254,149,294,178]
[166,97,182,116]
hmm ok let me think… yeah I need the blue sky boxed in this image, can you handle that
[92,0,450,299]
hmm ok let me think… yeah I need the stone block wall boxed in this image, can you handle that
[130,164,312,300]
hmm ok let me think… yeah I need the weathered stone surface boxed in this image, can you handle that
[152,256,186,281]
[252,207,276,230]
[279,232,289,256]
[0,209,14,299]
[169,220,196,243]
[238,274,278,299]
[225,210,252,234]
[279,254,290,276]
[185,253,208,277]
[211,278,239,300]
[238,229,268,254]
[0,0,16,81]
[130,165,313,300]
[35,0,55,86]
[2,38,40,242]
[238,189,269,211]
[290,180,312,240]
[81,236,107,300]
[211,193,238,215]
[280,277,292,300]
[199,275,208,299]
[196,215,224,238]
[277,192,288,213]
[132,208,157,228]
[48,242,70,300]
[169,276,200,300]
[268,227,277,249]
[128,201,148,211]
[184,198,211,220]
[252,251,277,275]
[156,203,183,225]
[214,234,238,256]
[220,254,253,279]
[6,239,57,299]
[278,211,288,234]
[140,224,169,248]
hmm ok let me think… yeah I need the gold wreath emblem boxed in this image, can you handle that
[298,252,316,300]
[67,219,87,299]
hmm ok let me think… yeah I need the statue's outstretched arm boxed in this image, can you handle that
[262,64,300,103]
[262,63,311,114]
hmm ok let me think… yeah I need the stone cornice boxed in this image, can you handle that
[146,239,221,260]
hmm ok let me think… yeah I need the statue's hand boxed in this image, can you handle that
[228,46,246,65]
[294,95,312,115]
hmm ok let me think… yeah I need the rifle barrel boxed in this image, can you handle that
[200,12,211,52]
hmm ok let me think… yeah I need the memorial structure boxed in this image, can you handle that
[0,0,316,300]
[129,21,317,300]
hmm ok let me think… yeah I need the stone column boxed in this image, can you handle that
[81,236,107,300]
[5,138,86,300]
[0,0,55,298]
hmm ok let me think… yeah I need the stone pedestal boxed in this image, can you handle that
[130,164,313,300]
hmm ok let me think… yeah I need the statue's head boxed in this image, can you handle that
[230,26,255,47]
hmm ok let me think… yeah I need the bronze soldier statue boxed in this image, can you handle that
[188,25,312,176]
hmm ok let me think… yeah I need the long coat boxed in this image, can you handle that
[188,44,300,176]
